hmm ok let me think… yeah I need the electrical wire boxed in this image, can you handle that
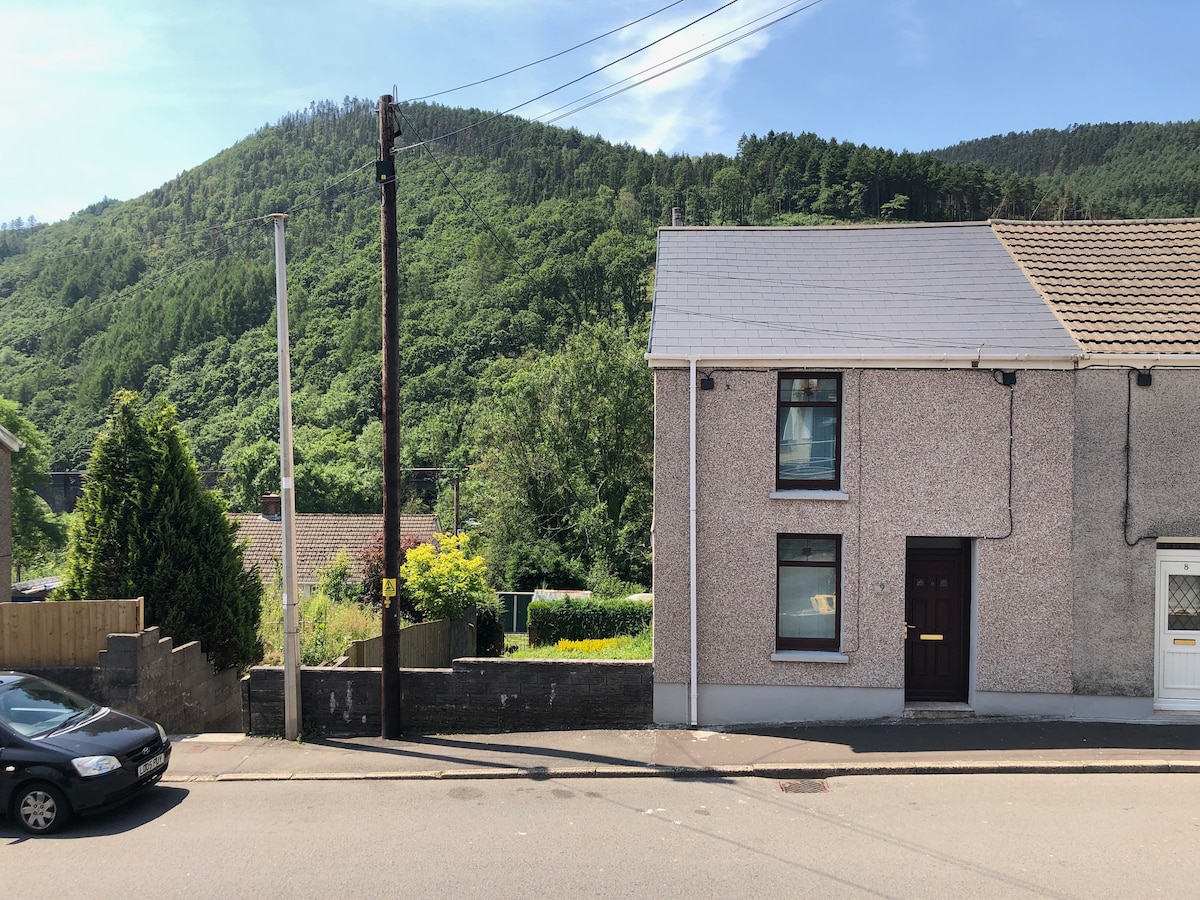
[1123,366,1155,547]
[284,157,379,218]
[654,258,1066,309]
[461,0,826,157]
[541,0,826,129]
[403,0,695,102]
[651,302,1077,354]
[391,104,577,320]
[3,0,819,327]
[2,212,276,261]
[396,0,747,153]
[980,370,1015,541]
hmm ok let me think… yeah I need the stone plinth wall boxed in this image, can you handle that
[242,659,653,736]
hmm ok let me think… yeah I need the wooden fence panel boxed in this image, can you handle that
[342,619,452,669]
[0,599,144,668]
[399,619,451,668]
[345,635,382,667]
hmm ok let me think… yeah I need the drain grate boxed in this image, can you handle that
[779,779,828,794]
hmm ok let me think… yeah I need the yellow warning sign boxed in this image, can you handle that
[382,578,397,597]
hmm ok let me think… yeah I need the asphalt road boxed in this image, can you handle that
[4,774,1198,899]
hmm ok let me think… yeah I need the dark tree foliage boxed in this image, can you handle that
[467,321,653,591]
[357,529,422,621]
[0,396,66,574]
[59,392,262,671]
[931,121,1200,219]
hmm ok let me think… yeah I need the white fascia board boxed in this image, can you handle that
[0,424,23,453]
[645,353,1080,370]
[1080,353,1200,367]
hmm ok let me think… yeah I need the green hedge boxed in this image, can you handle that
[527,597,652,646]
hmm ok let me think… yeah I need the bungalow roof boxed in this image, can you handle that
[231,512,440,585]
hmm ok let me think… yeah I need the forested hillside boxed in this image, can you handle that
[932,120,1200,219]
[1,100,1194,590]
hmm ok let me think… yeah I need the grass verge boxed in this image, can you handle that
[506,627,651,660]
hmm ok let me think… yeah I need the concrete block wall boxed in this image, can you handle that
[25,626,242,733]
[403,659,653,733]
[243,666,382,737]
[242,659,653,736]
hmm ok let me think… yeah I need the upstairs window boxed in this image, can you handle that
[777,535,842,651]
[777,374,842,490]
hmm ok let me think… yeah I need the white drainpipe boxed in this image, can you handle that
[689,357,699,726]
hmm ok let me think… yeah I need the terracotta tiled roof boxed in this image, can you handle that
[230,513,440,585]
[991,218,1200,355]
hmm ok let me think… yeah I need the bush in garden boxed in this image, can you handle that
[357,530,422,620]
[527,597,652,646]
[399,532,492,621]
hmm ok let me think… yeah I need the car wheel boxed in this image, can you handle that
[13,783,72,836]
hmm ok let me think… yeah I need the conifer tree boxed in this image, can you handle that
[61,391,262,670]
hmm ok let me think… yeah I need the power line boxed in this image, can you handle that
[397,0,746,154]
[285,156,378,218]
[462,0,825,156]
[403,0,694,102]
[656,255,1058,309]
[542,0,826,128]
[391,104,578,320]
[651,302,1074,353]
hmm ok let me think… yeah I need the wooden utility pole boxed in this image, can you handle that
[378,95,402,739]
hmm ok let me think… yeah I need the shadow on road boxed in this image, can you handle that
[308,734,655,770]
[1,786,188,844]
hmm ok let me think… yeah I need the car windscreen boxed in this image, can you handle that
[0,676,100,738]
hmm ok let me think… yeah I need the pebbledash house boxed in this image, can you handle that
[647,218,1200,726]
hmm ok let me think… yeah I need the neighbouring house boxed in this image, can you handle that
[231,495,439,595]
[0,423,23,604]
[648,218,1200,726]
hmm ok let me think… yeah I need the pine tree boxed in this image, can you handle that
[61,391,262,670]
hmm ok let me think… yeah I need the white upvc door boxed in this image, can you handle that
[1155,552,1200,710]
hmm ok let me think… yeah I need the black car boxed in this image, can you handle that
[0,672,171,835]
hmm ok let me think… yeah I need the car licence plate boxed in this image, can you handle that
[138,752,165,777]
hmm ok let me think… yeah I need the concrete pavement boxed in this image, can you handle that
[163,717,1200,783]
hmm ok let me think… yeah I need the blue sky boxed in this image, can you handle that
[3,0,1198,225]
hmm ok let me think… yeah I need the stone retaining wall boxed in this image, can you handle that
[242,658,653,736]
[26,626,242,733]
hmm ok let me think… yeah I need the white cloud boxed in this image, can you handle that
[520,0,809,152]
[888,0,930,68]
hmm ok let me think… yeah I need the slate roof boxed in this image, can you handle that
[990,218,1200,355]
[231,513,440,585]
[647,223,1080,365]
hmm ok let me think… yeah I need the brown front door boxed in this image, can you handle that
[905,542,969,702]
